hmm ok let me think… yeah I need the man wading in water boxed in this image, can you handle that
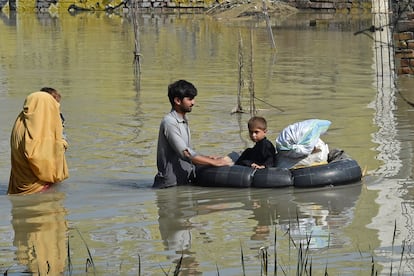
[153,79,232,188]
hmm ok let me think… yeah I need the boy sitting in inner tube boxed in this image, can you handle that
[235,116,276,169]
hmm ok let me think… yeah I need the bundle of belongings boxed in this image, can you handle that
[275,119,331,169]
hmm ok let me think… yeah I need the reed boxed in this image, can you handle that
[73,228,96,274]
[241,241,247,275]
[259,246,268,275]
[261,0,276,49]
[232,27,283,115]
[173,254,183,276]
[274,225,277,276]
[248,28,256,116]
[67,233,73,274]
[137,254,141,276]
[159,264,170,275]
[234,30,244,114]
[2,222,409,275]
[131,0,142,66]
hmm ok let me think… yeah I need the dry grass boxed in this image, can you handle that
[207,0,298,21]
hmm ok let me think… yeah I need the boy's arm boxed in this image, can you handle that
[235,148,254,167]
[263,140,277,167]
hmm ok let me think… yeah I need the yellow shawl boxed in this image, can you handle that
[8,91,69,195]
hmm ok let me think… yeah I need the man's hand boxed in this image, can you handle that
[251,163,265,169]
[218,156,234,166]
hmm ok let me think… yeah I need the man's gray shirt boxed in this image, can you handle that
[153,109,197,188]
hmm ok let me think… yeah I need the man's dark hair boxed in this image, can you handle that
[168,80,198,106]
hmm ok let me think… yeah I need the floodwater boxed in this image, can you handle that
[0,8,413,275]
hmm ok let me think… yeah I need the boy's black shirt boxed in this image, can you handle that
[235,137,276,168]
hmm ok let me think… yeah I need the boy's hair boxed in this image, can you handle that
[248,116,267,131]
[168,80,198,106]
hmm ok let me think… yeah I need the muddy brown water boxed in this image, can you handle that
[0,11,413,275]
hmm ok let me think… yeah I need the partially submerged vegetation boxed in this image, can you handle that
[1,220,408,275]
[206,0,298,21]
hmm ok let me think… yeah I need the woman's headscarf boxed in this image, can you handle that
[8,91,69,195]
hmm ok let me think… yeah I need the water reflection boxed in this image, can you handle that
[0,10,15,26]
[9,192,67,275]
[291,184,362,247]
[156,183,361,273]
[370,0,401,177]
[0,10,404,274]
[156,188,220,274]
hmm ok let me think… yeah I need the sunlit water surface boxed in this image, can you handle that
[0,10,414,275]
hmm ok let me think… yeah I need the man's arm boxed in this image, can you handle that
[183,150,232,166]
